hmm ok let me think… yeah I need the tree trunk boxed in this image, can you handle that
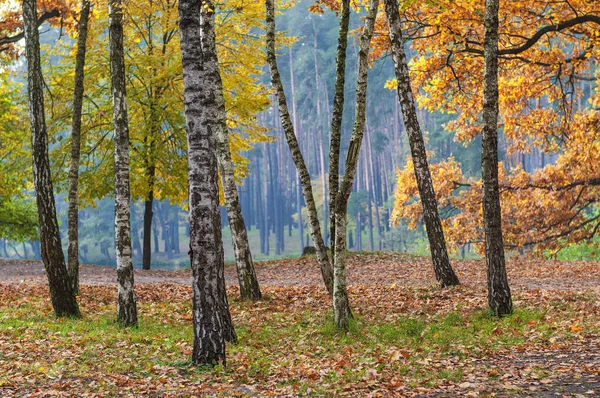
[332,0,379,330]
[329,0,351,253]
[384,0,460,287]
[178,0,234,366]
[22,0,80,318]
[205,13,261,301]
[482,0,513,317]
[67,0,91,295]
[142,184,154,270]
[109,0,138,327]
[265,0,333,296]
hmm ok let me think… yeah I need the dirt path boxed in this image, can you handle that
[1,252,599,293]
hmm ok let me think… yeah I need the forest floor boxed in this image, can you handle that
[0,252,599,397]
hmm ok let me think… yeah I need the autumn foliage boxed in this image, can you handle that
[389,0,600,256]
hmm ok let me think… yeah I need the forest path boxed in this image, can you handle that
[1,252,599,293]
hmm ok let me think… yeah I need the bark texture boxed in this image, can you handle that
[482,0,513,316]
[265,0,333,297]
[384,0,460,287]
[333,0,379,331]
[22,0,80,318]
[67,0,91,295]
[109,0,138,326]
[329,0,351,253]
[204,7,262,302]
[179,0,233,366]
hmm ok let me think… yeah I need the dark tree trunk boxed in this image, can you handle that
[67,0,91,295]
[22,0,80,318]
[142,164,155,269]
[329,0,351,253]
[384,0,459,287]
[265,0,333,296]
[109,0,138,326]
[178,0,234,366]
[482,0,513,316]
[142,189,154,270]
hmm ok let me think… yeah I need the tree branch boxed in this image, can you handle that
[0,9,60,47]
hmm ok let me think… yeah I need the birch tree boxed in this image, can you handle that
[67,0,91,294]
[332,0,379,331]
[22,0,80,318]
[265,0,334,296]
[383,0,459,287]
[109,0,138,326]
[481,0,512,316]
[178,0,235,365]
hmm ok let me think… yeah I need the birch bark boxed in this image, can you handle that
[265,0,333,296]
[384,0,460,287]
[178,0,235,365]
[333,0,379,331]
[22,0,80,318]
[109,0,138,326]
[482,0,513,316]
[67,0,91,295]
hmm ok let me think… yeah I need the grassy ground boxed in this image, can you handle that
[1,253,599,397]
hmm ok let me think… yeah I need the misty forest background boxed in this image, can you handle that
[1,0,591,269]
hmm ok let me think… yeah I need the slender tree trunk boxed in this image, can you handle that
[332,0,379,330]
[384,0,459,287]
[205,15,261,299]
[265,0,333,296]
[179,0,235,365]
[67,0,91,295]
[22,0,80,318]
[482,0,512,316]
[109,0,138,326]
[142,178,154,270]
[329,0,351,253]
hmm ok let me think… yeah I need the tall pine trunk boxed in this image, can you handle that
[22,0,80,318]
[265,0,333,296]
[204,4,262,301]
[329,0,351,253]
[333,0,379,331]
[384,0,459,287]
[482,0,512,316]
[109,0,138,326]
[67,0,91,295]
[178,0,235,366]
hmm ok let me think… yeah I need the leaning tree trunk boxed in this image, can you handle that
[384,0,459,287]
[482,0,512,316]
[179,0,235,366]
[22,0,80,318]
[203,11,262,302]
[109,0,138,326]
[67,0,91,295]
[265,0,333,297]
[329,0,351,253]
[332,0,379,331]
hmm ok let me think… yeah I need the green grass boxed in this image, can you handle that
[0,285,597,395]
